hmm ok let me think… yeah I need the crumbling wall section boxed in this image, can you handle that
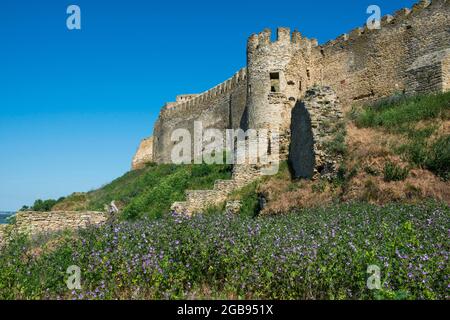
[171,164,261,215]
[289,86,343,179]
[132,136,154,170]
[0,211,108,246]
[14,211,108,236]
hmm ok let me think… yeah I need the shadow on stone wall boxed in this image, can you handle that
[289,101,315,179]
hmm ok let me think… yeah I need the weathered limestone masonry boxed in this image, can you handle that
[152,68,248,164]
[171,164,261,215]
[317,0,450,105]
[132,136,154,170]
[289,86,343,179]
[244,27,318,157]
[0,211,108,246]
[14,211,108,235]
[131,0,449,214]
[406,49,450,94]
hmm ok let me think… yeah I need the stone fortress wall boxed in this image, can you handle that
[152,68,248,164]
[132,0,449,170]
[314,0,450,104]
[130,0,449,214]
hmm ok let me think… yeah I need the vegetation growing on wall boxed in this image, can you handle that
[323,121,348,158]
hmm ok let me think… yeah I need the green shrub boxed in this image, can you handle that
[397,134,450,180]
[425,135,450,181]
[335,164,358,184]
[312,179,328,193]
[383,162,409,182]
[325,131,347,157]
[397,140,428,166]
[24,197,66,212]
[323,122,347,158]
[395,127,438,167]
[121,169,189,220]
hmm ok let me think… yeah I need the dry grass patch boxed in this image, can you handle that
[343,169,449,205]
[260,182,338,215]
[346,123,403,163]
[258,121,449,214]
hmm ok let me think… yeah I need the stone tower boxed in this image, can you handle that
[244,27,318,156]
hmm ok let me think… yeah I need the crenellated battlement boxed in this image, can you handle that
[160,67,247,119]
[176,94,199,103]
[321,0,446,50]
[413,0,432,11]
[247,27,318,55]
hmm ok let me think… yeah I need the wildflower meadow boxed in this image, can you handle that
[0,202,448,300]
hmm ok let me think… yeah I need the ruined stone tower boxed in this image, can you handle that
[244,28,318,156]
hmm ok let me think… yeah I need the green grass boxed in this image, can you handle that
[56,162,232,220]
[355,92,450,133]
[424,135,450,181]
[383,162,409,182]
[228,181,260,218]
[354,92,450,180]
[1,202,448,300]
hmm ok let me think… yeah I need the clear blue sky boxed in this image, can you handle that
[0,0,416,211]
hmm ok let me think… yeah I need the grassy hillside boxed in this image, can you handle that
[49,91,450,218]
[54,163,232,220]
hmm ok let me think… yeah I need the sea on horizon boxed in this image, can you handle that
[0,211,15,224]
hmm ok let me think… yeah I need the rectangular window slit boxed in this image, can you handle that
[270,72,280,92]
